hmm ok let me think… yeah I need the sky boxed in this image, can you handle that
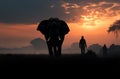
[0,0,120,48]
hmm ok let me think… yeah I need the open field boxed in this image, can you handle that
[0,53,119,65]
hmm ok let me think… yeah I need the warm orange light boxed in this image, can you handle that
[81,12,103,30]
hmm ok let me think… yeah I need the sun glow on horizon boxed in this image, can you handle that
[67,1,120,31]
[81,14,102,30]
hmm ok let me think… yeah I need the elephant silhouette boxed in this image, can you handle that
[37,17,70,56]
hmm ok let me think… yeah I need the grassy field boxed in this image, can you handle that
[0,53,119,65]
[0,53,120,73]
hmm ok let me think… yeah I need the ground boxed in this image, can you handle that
[0,53,120,72]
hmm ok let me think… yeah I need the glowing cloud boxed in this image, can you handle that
[66,1,120,30]
[50,5,55,8]
[82,1,120,16]
[65,11,71,14]
[61,2,80,10]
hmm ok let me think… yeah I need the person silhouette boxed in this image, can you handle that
[37,17,70,57]
[79,36,87,55]
[102,44,107,56]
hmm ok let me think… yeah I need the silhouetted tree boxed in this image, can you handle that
[30,38,47,50]
[37,17,70,56]
[108,20,120,38]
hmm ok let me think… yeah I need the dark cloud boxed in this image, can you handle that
[110,6,120,11]
[101,3,114,9]
[0,0,66,24]
[0,0,120,24]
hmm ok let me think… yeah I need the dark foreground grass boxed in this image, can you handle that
[0,53,120,73]
[0,54,119,65]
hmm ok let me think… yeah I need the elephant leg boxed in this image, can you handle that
[53,46,57,56]
[60,36,64,45]
[45,35,53,56]
[56,36,64,56]
[47,42,53,56]
[56,42,62,57]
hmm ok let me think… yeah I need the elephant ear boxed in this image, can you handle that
[37,20,49,35]
[59,20,70,35]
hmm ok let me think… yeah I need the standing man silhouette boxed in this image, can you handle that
[79,36,87,55]
[102,44,107,56]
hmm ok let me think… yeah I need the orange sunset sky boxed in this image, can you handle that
[0,0,120,48]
